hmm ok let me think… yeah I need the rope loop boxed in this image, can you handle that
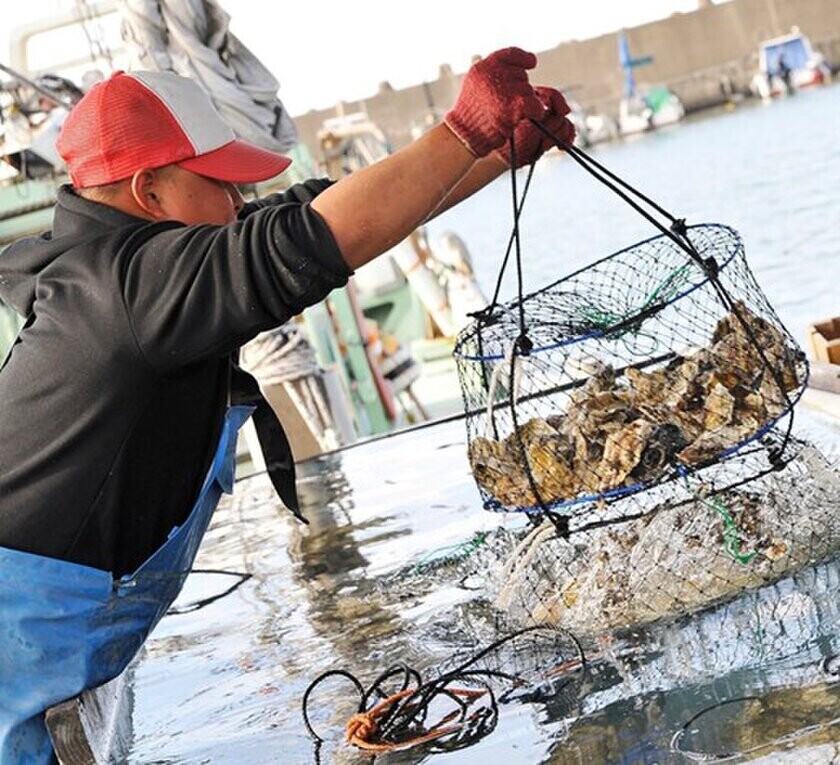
[302,626,587,755]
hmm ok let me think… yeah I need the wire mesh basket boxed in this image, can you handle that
[455,223,807,518]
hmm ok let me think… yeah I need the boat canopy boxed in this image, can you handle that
[759,34,812,74]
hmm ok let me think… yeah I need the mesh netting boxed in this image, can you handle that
[493,442,840,635]
[451,130,837,641]
[455,224,807,518]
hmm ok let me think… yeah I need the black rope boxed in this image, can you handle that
[471,162,538,319]
[498,136,547,512]
[302,669,365,741]
[671,695,763,758]
[528,119,708,269]
[165,569,252,616]
[506,138,529,345]
[301,625,585,753]
[506,338,548,515]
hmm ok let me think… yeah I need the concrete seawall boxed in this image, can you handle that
[292,0,840,159]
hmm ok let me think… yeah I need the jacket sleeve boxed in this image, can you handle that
[237,178,335,218]
[120,181,351,371]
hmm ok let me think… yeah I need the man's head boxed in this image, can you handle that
[57,71,291,224]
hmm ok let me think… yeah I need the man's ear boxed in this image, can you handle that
[130,168,167,220]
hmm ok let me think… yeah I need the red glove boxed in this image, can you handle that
[444,47,545,158]
[496,86,576,168]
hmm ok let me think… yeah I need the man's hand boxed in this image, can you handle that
[495,86,576,168]
[444,47,545,158]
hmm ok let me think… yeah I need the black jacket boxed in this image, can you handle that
[0,181,349,575]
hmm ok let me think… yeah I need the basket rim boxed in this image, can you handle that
[454,222,744,362]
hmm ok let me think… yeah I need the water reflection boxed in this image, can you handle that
[287,455,409,660]
[538,556,840,762]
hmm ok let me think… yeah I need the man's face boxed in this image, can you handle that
[155,166,245,225]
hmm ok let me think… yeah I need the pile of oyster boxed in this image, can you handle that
[469,302,803,508]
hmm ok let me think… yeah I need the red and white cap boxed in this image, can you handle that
[57,70,292,188]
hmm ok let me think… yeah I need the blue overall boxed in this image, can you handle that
[0,405,253,765]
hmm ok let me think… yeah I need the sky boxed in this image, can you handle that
[223,0,707,114]
[2,0,713,116]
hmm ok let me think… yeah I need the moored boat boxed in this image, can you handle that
[750,28,832,101]
[616,30,684,137]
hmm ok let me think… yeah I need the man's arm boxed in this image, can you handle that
[124,47,550,369]
[311,75,577,266]
[310,124,475,269]
[311,47,546,270]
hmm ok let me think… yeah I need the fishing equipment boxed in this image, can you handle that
[497,442,840,634]
[455,126,840,633]
[302,626,584,755]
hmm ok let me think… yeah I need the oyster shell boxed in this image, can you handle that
[527,433,580,502]
[510,466,840,635]
[597,419,655,491]
[468,437,510,495]
[677,424,751,465]
[703,381,735,430]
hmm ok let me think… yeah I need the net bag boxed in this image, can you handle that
[454,128,837,633]
[455,223,807,517]
[493,442,840,635]
[455,135,807,522]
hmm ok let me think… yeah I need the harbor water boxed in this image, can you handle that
[123,85,840,763]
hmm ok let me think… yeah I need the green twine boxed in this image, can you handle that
[582,264,694,350]
[683,476,757,565]
[702,494,758,564]
[411,532,488,575]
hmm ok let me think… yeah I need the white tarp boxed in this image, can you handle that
[118,0,297,152]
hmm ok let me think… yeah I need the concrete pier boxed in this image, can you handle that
[293,0,840,155]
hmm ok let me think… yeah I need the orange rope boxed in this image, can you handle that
[345,687,487,753]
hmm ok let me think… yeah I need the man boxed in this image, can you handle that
[0,48,573,763]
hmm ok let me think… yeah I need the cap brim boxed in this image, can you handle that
[178,138,292,183]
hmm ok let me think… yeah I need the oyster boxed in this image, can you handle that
[703,380,735,430]
[468,437,511,495]
[527,433,580,502]
[597,419,655,491]
[508,462,840,635]
[469,419,579,507]
[632,423,688,482]
[677,424,751,465]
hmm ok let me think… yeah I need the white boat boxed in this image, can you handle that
[568,97,618,148]
[616,31,684,137]
[750,28,832,101]
[618,87,685,136]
